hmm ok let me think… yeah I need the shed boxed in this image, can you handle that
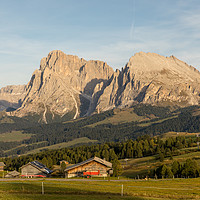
[20,161,52,178]
[5,170,20,178]
[64,157,112,178]
[0,162,5,171]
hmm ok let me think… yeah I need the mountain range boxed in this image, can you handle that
[1,50,200,123]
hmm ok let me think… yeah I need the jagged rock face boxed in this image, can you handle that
[2,50,200,122]
[14,50,114,122]
[0,85,26,111]
[97,52,200,111]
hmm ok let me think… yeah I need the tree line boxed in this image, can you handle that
[155,159,200,178]
[1,134,199,177]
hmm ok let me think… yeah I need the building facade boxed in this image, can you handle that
[65,157,113,178]
[20,161,52,178]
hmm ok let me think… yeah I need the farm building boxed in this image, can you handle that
[0,162,5,171]
[20,161,52,178]
[5,170,20,178]
[64,157,113,178]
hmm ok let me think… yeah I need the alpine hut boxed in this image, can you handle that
[5,170,20,178]
[64,157,113,178]
[20,161,52,178]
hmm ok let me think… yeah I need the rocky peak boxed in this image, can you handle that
[13,50,114,121]
[2,50,200,122]
[96,52,200,111]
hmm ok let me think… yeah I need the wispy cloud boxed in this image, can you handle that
[0,0,200,88]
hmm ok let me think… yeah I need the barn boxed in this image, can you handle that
[0,162,5,171]
[20,161,52,178]
[64,157,113,178]
[5,170,20,178]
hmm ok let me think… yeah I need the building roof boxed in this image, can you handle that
[0,162,5,167]
[21,161,53,174]
[65,157,112,172]
[5,170,20,176]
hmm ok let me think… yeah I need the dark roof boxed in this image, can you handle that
[65,157,112,172]
[21,161,52,174]
[0,162,5,167]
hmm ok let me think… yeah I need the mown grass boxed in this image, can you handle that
[0,178,200,199]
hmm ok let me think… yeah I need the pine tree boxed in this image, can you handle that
[171,160,180,177]
[166,167,173,178]
[41,157,48,167]
[161,164,168,178]
[112,159,122,177]
[182,159,200,178]
[60,162,67,175]
[158,152,164,162]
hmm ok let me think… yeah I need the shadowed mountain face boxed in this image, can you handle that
[1,50,200,123]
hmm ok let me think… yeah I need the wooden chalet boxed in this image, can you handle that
[5,170,20,178]
[20,161,52,178]
[64,157,113,178]
[0,162,5,171]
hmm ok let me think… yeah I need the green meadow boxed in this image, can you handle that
[0,178,200,200]
[0,131,33,142]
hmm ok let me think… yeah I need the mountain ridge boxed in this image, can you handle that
[1,50,200,123]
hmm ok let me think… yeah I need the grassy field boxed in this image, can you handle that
[23,137,98,155]
[161,131,200,139]
[0,178,200,200]
[87,108,146,127]
[138,115,178,127]
[2,137,97,156]
[120,148,200,178]
[0,131,33,142]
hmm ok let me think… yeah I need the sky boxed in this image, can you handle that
[0,0,200,87]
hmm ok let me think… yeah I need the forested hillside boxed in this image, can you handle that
[0,104,200,157]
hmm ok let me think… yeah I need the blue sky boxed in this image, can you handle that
[0,0,200,87]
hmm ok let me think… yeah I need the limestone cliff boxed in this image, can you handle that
[1,50,200,122]
[97,52,200,111]
[14,50,113,122]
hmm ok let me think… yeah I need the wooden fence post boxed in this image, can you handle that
[42,182,44,195]
[121,184,123,196]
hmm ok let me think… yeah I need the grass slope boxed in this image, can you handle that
[87,108,146,127]
[120,147,200,179]
[24,137,98,155]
